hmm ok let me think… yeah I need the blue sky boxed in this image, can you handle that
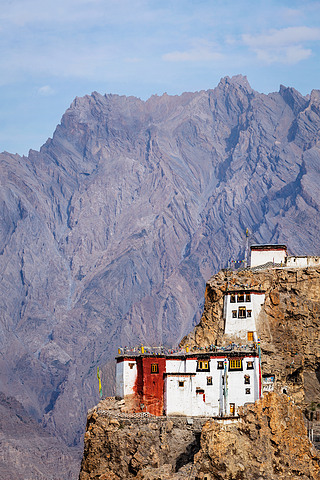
[1,0,320,155]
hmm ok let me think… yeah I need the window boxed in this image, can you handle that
[230,403,235,415]
[247,310,252,318]
[238,307,246,318]
[229,359,242,370]
[197,360,210,371]
[217,361,224,369]
[230,293,236,303]
[151,363,159,373]
[247,331,254,341]
[244,375,250,384]
[245,294,251,302]
[207,376,212,385]
[232,310,237,318]
[128,363,135,369]
[237,293,244,303]
[247,361,254,370]
[245,388,251,394]
[178,381,184,387]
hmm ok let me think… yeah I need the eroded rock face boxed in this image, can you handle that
[194,392,320,480]
[181,266,320,407]
[79,398,205,480]
[79,394,320,480]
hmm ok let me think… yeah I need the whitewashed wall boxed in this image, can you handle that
[250,248,286,267]
[164,356,260,416]
[115,359,137,398]
[286,256,320,268]
[224,292,265,340]
[164,375,193,415]
[226,357,260,415]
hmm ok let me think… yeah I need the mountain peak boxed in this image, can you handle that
[218,74,252,91]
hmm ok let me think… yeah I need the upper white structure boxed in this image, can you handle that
[250,244,287,268]
[223,290,265,341]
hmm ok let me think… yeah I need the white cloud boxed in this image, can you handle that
[254,46,312,65]
[243,26,320,49]
[242,26,320,65]
[38,85,55,96]
[163,40,223,63]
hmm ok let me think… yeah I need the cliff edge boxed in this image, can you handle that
[79,393,320,479]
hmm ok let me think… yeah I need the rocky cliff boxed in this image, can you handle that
[79,393,320,480]
[1,75,320,477]
[194,392,320,480]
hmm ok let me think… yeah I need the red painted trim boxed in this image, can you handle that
[258,360,262,398]
[141,357,166,416]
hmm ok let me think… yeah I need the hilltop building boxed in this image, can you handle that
[115,244,319,417]
[250,244,287,267]
[116,348,260,417]
[249,244,320,269]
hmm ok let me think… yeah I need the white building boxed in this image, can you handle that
[250,244,287,268]
[115,351,260,417]
[223,290,265,341]
[285,256,320,268]
[164,354,260,417]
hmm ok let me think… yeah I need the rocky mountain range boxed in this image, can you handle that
[0,74,320,478]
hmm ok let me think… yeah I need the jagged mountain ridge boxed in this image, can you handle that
[0,75,320,477]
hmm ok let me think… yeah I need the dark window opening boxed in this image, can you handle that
[217,361,224,369]
[232,310,237,318]
[178,381,184,387]
[197,360,210,372]
[207,376,212,385]
[245,388,251,394]
[238,293,245,303]
[247,361,254,370]
[238,307,246,318]
[230,293,236,303]
[247,310,252,317]
[245,294,251,302]
[244,375,250,384]
[129,363,135,369]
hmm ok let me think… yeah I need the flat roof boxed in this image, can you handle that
[250,244,287,251]
[116,349,258,361]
